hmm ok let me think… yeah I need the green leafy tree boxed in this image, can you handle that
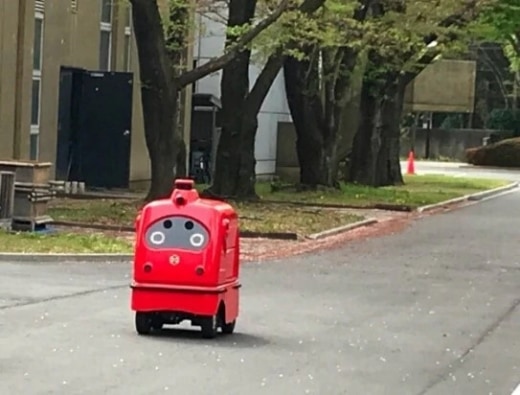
[470,0,520,113]
[348,0,492,186]
[475,0,520,71]
[129,0,291,200]
[280,0,486,188]
[207,0,327,199]
[283,0,368,189]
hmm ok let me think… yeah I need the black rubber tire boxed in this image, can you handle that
[200,315,218,339]
[221,320,236,335]
[135,312,153,335]
[151,316,163,332]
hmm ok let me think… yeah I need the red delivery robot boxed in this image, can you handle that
[130,179,241,339]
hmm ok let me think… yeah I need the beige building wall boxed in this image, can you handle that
[38,0,75,172]
[110,0,149,184]
[0,0,33,161]
[0,0,151,184]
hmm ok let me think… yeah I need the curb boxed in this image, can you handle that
[0,219,376,262]
[306,218,379,240]
[52,220,135,232]
[52,220,298,241]
[0,253,133,263]
[416,182,519,213]
[253,199,413,212]
[239,230,298,240]
[4,183,514,262]
[467,182,519,201]
[56,192,143,200]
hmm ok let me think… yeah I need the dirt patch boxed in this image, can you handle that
[50,209,412,262]
[72,200,493,263]
[48,198,363,237]
[241,202,476,262]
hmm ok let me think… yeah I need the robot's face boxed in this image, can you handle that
[144,216,209,251]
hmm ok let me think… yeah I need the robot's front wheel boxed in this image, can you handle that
[221,319,236,335]
[200,315,218,339]
[135,312,162,335]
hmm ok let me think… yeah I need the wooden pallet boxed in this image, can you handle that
[11,215,53,232]
[0,219,11,231]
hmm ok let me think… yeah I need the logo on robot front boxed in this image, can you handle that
[169,254,181,266]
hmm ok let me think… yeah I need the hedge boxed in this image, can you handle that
[466,137,520,168]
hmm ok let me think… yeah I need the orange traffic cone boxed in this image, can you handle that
[406,150,415,175]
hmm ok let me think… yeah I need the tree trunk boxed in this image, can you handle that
[348,65,405,186]
[175,141,187,177]
[346,0,480,188]
[322,47,358,187]
[207,0,258,199]
[131,0,180,201]
[210,113,258,199]
[209,47,257,199]
[284,47,358,189]
[207,0,326,198]
[338,51,367,182]
[283,3,368,188]
[283,51,327,188]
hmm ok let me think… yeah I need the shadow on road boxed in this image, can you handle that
[143,327,271,349]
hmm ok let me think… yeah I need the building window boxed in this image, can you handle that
[30,8,44,160]
[123,7,132,71]
[99,29,111,70]
[30,134,39,161]
[33,18,43,70]
[99,0,112,71]
[31,80,40,125]
[101,0,111,23]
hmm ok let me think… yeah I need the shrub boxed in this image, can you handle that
[465,137,520,167]
[486,108,520,136]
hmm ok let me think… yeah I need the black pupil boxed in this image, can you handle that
[163,220,172,229]
[184,221,194,230]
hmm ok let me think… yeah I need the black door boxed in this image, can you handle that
[56,68,133,189]
[56,66,84,181]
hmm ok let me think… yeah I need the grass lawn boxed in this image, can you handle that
[0,230,133,254]
[48,198,363,236]
[255,174,510,208]
[235,203,362,234]
[45,174,509,236]
[5,174,507,254]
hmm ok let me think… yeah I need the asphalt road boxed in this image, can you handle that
[1,192,519,394]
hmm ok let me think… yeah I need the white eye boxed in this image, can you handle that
[149,231,165,245]
[189,233,205,247]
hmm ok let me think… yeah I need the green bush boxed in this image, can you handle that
[486,109,520,136]
[466,137,520,167]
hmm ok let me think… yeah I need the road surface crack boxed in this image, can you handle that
[416,297,520,395]
[0,284,127,311]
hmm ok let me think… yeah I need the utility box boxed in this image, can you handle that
[0,160,54,231]
[12,183,54,231]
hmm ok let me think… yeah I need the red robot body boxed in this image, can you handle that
[130,179,240,339]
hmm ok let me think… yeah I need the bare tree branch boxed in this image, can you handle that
[400,0,482,87]
[245,0,328,113]
[176,0,292,88]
